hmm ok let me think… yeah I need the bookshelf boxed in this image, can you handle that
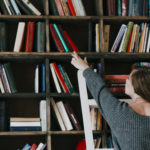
[1,0,150,149]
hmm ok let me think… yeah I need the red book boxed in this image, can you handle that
[63,31,79,52]
[104,75,128,83]
[49,24,65,52]
[108,87,125,92]
[67,0,76,16]
[52,62,69,93]
[127,32,133,53]
[30,144,37,150]
[122,0,127,16]
[25,22,35,52]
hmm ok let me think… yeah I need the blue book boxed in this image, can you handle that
[10,126,41,131]
[10,0,21,15]
[128,0,133,16]
[53,24,69,52]
[117,0,122,16]
[22,144,31,150]
[41,64,46,93]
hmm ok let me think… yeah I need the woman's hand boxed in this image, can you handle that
[71,52,90,71]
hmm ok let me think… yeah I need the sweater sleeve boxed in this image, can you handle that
[83,68,129,128]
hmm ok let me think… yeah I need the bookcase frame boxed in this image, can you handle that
[1,0,150,149]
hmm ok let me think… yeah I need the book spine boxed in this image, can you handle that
[22,144,31,150]
[60,0,70,16]
[0,23,6,52]
[13,22,25,52]
[117,0,122,16]
[36,22,46,52]
[122,0,127,16]
[10,0,21,15]
[54,0,65,16]
[56,101,73,130]
[10,126,41,131]
[67,0,76,16]
[41,64,46,93]
[53,24,69,52]
[35,64,39,93]
[49,0,59,15]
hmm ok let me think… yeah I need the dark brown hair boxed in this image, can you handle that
[131,66,150,102]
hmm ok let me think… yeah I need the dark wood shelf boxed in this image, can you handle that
[0,93,46,99]
[0,131,47,136]
[50,92,79,98]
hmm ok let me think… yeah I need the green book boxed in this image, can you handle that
[121,22,134,52]
[4,63,17,93]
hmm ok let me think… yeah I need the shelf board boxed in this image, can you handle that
[50,92,79,98]
[0,131,47,136]
[0,93,46,99]
[102,16,150,21]
[49,130,102,135]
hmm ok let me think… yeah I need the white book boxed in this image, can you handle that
[143,25,149,52]
[13,22,25,52]
[95,24,100,52]
[111,24,127,52]
[76,0,86,16]
[50,63,62,93]
[22,0,41,15]
[51,98,66,131]
[10,121,41,126]
[10,0,21,15]
[35,64,39,93]
[71,0,80,16]
[0,77,5,93]
[56,101,73,131]
[118,28,127,52]
[3,0,12,15]
[40,100,47,131]
[36,143,44,150]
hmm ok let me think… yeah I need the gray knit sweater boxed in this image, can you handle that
[83,68,150,150]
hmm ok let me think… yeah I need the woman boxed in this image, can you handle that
[71,52,150,150]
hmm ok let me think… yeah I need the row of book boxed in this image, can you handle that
[20,143,46,150]
[106,0,150,16]
[0,63,17,93]
[110,22,150,53]
[49,23,79,52]
[50,62,75,93]
[0,0,41,15]
[50,0,86,16]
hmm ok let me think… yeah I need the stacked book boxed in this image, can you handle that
[50,62,75,93]
[10,117,41,131]
[110,21,150,53]
[49,24,79,52]
[51,98,82,131]
[0,0,41,15]
[104,75,129,92]
[49,0,86,16]
[0,63,17,93]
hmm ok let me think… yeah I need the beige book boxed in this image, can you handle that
[13,22,25,52]
[0,77,5,93]
[96,24,100,52]
[104,25,110,52]
[60,0,70,16]
[10,117,41,122]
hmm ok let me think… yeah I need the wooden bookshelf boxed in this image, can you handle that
[1,0,149,149]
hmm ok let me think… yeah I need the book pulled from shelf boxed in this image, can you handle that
[49,0,86,16]
[50,62,75,93]
[49,24,79,52]
[21,143,46,150]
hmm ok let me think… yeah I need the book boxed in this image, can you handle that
[22,144,31,150]
[30,144,37,150]
[10,126,41,131]
[13,22,26,52]
[3,0,15,15]
[36,143,44,150]
[41,64,46,93]
[49,24,65,52]
[51,98,66,131]
[40,100,47,131]
[104,75,129,83]
[10,121,41,126]
[18,0,41,15]
[95,23,100,52]
[0,23,6,52]
[67,0,76,16]
[10,117,41,122]
[9,0,21,15]
[104,25,110,52]
[36,22,46,52]
[56,101,73,130]
[54,0,65,16]
[60,0,70,16]
[25,21,35,52]
[64,102,82,130]
[35,64,39,93]
[50,63,62,93]
[49,0,59,15]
